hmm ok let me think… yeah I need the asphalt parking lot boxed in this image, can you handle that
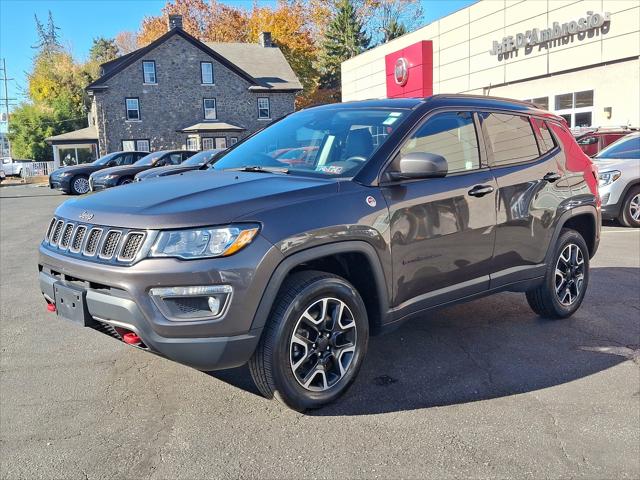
[1,184,639,479]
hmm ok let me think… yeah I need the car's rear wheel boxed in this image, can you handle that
[619,186,640,228]
[526,228,590,319]
[70,175,90,195]
[249,270,369,411]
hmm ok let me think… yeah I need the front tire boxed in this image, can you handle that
[619,186,640,228]
[526,228,590,319]
[69,175,90,195]
[118,177,133,186]
[249,271,369,411]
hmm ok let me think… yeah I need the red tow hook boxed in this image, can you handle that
[122,332,142,346]
[46,303,56,313]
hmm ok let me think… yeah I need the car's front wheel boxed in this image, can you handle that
[619,186,640,228]
[70,175,90,195]
[249,271,369,411]
[118,177,133,186]
[526,228,590,319]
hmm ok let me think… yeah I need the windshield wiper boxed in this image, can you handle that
[226,165,290,174]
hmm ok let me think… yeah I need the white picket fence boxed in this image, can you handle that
[21,161,55,177]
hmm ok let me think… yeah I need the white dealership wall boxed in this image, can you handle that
[341,0,640,128]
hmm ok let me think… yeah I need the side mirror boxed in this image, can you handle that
[389,152,448,181]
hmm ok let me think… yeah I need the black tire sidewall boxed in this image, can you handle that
[621,186,640,228]
[271,277,369,410]
[547,230,590,317]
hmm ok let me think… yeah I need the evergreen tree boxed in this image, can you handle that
[384,17,408,42]
[89,37,120,64]
[319,0,369,93]
[32,11,62,54]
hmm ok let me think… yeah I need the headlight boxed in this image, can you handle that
[59,171,74,177]
[598,170,621,186]
[103,174,120,180]
[149,224,259,259]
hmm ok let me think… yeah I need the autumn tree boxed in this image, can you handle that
[115,31,139,54]
[318,0,369,100]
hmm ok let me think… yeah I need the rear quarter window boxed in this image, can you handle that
[531,118,556,154]
[480,112,540,166]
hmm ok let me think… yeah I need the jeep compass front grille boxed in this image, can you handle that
[43,217,148,265]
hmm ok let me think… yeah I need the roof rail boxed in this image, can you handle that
[427,93,538,108]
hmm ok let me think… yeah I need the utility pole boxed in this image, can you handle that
[0,58,17,157]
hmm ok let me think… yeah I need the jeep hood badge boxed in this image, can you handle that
[79,211,94,221]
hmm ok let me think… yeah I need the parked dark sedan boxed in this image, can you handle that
[49,151,148,194]
[89,150,196,191]
[134,149,225,182]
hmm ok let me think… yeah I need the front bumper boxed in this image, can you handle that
[49,176,72,192]
[38,236,282,370]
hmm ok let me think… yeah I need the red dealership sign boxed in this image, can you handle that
[385,41,433,98]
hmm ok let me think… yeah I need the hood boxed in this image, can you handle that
[52,163,101,177]
[92,164,151,178]
[592,158,631,170]
[136,164,198,180]
[55,170,338,229]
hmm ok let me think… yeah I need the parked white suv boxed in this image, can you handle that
[595,132,640,227]
[1,157,25,177]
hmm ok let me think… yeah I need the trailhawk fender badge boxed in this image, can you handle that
[79,211,94,221]
[366,196,377,208]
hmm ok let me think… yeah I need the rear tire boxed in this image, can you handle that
[69,175,90,195]
[249,270,369,412]
[618,186,640,228]
[526,229,590,319]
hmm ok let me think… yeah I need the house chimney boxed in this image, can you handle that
[258,32,272,48]
[168,14,183,30]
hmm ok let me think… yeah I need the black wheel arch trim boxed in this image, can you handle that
[545,204,600,263]
[250,241,391,333]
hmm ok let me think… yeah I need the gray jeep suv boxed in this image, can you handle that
[38,95,600,411]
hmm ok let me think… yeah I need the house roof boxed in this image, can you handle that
[205,42,302,91]
[86,28,301,92]
[179,122,245,133]
[45,126,99,144]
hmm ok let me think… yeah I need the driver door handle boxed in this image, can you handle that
[468,184,494,197]
[543,172,562,183]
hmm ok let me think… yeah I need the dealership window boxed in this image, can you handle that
[202,137,214,150]
[257,97,270,119]
[524,96,549,110]
[203,98,216,120]
[186,137,199,151]
[230,137,238,145]
[215,137,227,149]
[142,61,156,84]
[480,113,539,166]
[398,111,480,174]
[201,62,214,84]
[125,98,140,121]
[554,90,593,129]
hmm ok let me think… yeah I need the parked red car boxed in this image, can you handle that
[575,127,638,157]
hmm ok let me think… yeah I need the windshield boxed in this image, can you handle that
[595,134,640,160]
[212,108,408,178]
[183,149,222,166]
[93,152,120,166]
[135,151,165,166]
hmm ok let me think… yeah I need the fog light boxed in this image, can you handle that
[149,285,232,321]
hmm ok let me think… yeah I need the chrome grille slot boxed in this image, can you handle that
[118,232,145,261]
[84,228,103,256]
[70,225,87,253]
[50,220,64,245]
[100,230,122,259]
[45,217,57,241]
[59,223,75,249]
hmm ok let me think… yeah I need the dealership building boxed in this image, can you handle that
[341,0,640,129]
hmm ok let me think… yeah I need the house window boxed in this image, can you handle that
[201,62,214,84]
[186,137,199,150]
[230,137,238,145]
[122,139,150,152]
[215,137,227,149]
[258,97,270,119]
[125,98,140,121]
[136,139,150,152]
[554,90,593,129]
[203,98,217,120]
[202,137,215,150]
[142,61,156,84]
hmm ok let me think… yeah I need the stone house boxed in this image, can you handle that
[47,15,301,167]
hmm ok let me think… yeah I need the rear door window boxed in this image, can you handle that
[480,112,540,166]
[169,153,183,165]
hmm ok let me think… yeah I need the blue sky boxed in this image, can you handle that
[0,0,475,109]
